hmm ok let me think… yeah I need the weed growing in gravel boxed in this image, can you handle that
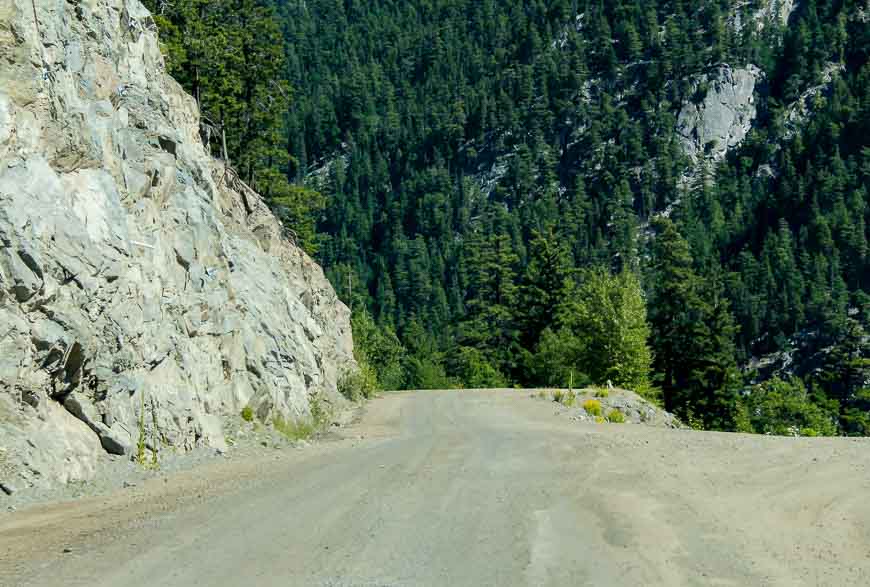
[594,415,606,424]
[241,406,254,422]
[563,390,577,407]
[136,392,147,466]
[583,399,602,417]
[606,409,626,423]
[309,392,329,428]
[150,397,160,468]
[594,388,610,398]
[135,393,160,469]
[272,415,315,441]
[552,390,564,403]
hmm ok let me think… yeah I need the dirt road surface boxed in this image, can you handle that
[2,390,870,586]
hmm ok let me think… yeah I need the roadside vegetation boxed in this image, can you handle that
[272,415,316,442]
[136,393,160,469]
[235,391,331,444]
[582,399,603,418]
[546,391,629,425]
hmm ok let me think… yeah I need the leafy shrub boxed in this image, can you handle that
[594,388,609,398]
[583,399,602,417]
[309,392,328,427]
[338,362,378,401]
[841,403,870,436]
[526,328,590,388]
[450,346,508,388]
[594,415,606,424]
[606,409,625,423]
[351,310,406,390]
[240,406,254,422]
[403,355,456,389]
[742,377,838,436]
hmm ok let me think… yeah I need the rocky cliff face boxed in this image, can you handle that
[0,0,354,490]
[676,64,762,166]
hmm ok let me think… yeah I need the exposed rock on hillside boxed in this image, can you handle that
[731,0,797,34]
[676,64,762,165]
[783,62,845,140]
[0,0,354,490]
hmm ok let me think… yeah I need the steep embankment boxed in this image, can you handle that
[0,0,353,492]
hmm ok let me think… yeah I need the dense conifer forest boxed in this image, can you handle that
[143,0,870,435]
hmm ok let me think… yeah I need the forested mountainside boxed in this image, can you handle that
[142,0,870,434]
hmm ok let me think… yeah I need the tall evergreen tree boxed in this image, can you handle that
[648,218,741,429]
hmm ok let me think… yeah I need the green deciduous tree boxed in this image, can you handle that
[742,377,838,436]
[528,268,652,393]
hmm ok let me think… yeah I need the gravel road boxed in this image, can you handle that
[2,389,870,586]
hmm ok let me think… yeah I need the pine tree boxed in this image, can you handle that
[648,218,741,429]
[517,226,570,348]
[458,208,520,377]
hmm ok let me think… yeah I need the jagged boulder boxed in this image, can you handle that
[0,0,354,490]
[676,64,762,165]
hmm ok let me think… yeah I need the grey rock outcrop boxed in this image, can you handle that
[783,62,844,140]
[676,64,762,165]
[0,0,354,490]
[731,0,797,34]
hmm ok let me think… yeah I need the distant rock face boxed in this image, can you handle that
[731,0,797,34]
[676,64,762,165]
[0,0,354,489]
[783,62,844,140]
